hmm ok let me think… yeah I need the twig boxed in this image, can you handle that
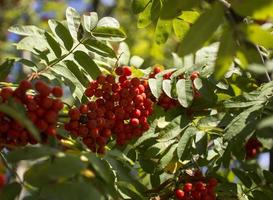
[256,45,271,82]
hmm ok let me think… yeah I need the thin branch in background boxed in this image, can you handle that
[256,45,271,82]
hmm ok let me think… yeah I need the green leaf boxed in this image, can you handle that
[64,60,89,87]
[195,131,208,155]
[159,143,178,168]
[73,51,101,80]
[158,112,190,141]
[155,19,172,44]
[258,116,273,129]
[151,0,162,22]
[176,79,193,108]
[24,155,87,187]
[49,65,85,100]
[8,25,44,36]
[177,126,197,158]
[0,102,40,141]
[214,29,237,79]
[0,182,22,200]
[148,78,163,99]
[39,182,102,200]
[231,0,273,20]
[16,36,48,53]
[232,169,252,188]
[97,17,120,28]
[240,24,273,49]
[145,140,176,158]
[0,59,14,81]
[83,12,98,32]
[173,19,190,40]
[179,11,200,23]
[132,0,150,14]
[66,7,81,40]
[162,79,173,98]
[263,170,273,184]
[224,105,263,141]
[137,2,152,28]
[178,2,224,56]
[84,38,116,58]
[117,42,130,66]
[85,153,115,184]
[117,181,144,200]
[44,32,62,58]
[160,0,199,19]
[7,146,57,163]
[92,27,126,41]
[48,20,74,51]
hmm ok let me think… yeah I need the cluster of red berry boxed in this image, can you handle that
[65,66,154,154]
[150,66,201,110]
[245,137,262,159]
[175,172,218,200]
[0,80,63,146]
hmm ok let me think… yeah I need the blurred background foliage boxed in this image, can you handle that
[0,0,174,68]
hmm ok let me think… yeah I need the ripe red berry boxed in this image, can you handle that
[35,81,51,96]
[69,108,81,120]
[183,183,193,192]
[123,66,132,76]
[153,66,162,74]
[118,75,127,83]
[175,189,185,200]
[115,67,124,76]
[106,75,115,84]
[190,71,200,80]
[51,86,63,98]
[19,80,32,91]
[208,178,218,187]
[97,75,106,84]
[131,77,140,87]
[80,104,89,114]
[130,118,139,126]
[1,87,13,100]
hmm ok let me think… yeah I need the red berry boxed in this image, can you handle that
[115,67,124,76]
[153,66,162,74]
[80,104,89,114]
[183,183,192,192]
[97,75,106,84]
[46,126,57,136]
[190,71,200,80]
[123,66,132,76]
[118,75,127,83]
[51,86,63,97]
[106,75,115,84]
[85,87,94,97]
[35,81,51,96]
[19,80,32,91]
[208,178,218,187]
[131,77,140,87]
[52,99,64,111]
[130,118,139,126]
[69,108,81,120]
[175,189,185,200]
[45,110,57,124]
[1,87,13,100]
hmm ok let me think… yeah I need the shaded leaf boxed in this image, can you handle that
[155,19,172,44]
[178,2,224,56]
[48,20,74,51]
[44,32,62,57]
[0,182,22,200]
[132,0,150,14]
[84,38,116,58]
[73,51,101,80]
[0,59,14,81]
[137,2,152,28]
[173,19,190,40]
[177,126,197,158]
[214,28,237,79]
[7,146,57,163]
